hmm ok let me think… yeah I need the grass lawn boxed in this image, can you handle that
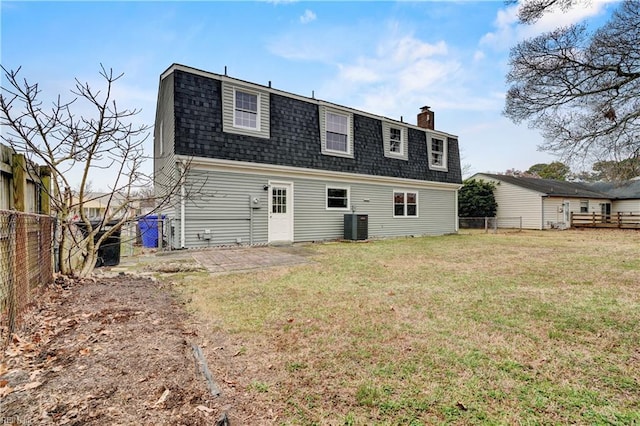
[174,229,640,425]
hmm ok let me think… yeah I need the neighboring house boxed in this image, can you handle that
[470,173,613,230]
[585,179,640,213]
[154,64,462,248]
[70,192,137,221]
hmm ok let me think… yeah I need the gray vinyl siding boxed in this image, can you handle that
[476,174,543,229]
[221,81,270,139]
[179,168,457,247]
[182,170,269,247]
[293,180,455,241]
[154,72,177,204]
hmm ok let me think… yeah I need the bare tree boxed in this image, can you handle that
[504,0,640,166]
[0,65,185,278]
[509,0,585,24]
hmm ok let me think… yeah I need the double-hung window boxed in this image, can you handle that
[390,128,402,154]
[326,186,350,210]
[320,106,353,158]
[580,200,589,213]
[326,112,348,153]
[428,135,447,171]
[382,122,408,160]
[222,82,270,138]
[234,89,258,129]
[431,138,444,166]
[393,191,418,217]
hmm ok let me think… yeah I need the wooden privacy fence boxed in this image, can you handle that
[571,212,640,229]
[0,210,54,343]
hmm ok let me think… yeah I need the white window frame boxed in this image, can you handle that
[580,200,589,213]
[393,190,419,218]
[428,135,448,171]
[389,127,404,156]
[325,111,349,154]
[382,122,408,160]
[233,87,261,131]
[326,185,350,211]
[320,106,353,158]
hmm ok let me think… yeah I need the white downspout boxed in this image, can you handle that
[454,189,459,232]
[180,160,186,248]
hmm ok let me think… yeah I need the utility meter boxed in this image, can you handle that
[250,195,262,209]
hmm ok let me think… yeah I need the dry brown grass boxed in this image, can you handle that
[174,229,640,425]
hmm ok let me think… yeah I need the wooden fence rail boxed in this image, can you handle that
[571,212,640,229]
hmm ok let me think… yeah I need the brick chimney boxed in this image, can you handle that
[417,106,434,130]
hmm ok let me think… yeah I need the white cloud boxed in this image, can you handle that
[337,64,380,84]
[300,9,316,24]
[267,25,372,62]
[269,20,507,128]
[480,0,616,51]
[473,50,485,61]
[316,29,469,120]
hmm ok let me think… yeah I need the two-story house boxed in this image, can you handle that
[154,64,462,248]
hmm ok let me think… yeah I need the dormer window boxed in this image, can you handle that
[326,112,349,152]
[234,89,259,129]
[320,106,354,158]
[382,122,408,160]
[221,81,270,139]
[390,128,402,153]
[431,138,443,165]
[428,135,448,171]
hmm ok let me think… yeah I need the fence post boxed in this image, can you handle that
[484,217,488,233]
[7,213,17,335]
[12,153,26,212]
[39,166,51,215]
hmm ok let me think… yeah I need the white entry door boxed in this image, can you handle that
[268,181,293,242]
[562,201,571,224]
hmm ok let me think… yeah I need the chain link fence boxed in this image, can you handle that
[459,216,523,233]
[0,210,54,343]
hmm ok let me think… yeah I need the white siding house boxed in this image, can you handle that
[154,64,463,248]
[471,174,613,230]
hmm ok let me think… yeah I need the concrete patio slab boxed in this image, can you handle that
[190,246,312,274]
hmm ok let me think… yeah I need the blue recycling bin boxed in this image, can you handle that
[138,215,165,248]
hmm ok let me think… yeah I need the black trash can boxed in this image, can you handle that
[76,220,122,267]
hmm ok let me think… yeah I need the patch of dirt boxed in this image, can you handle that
[0,276,220,425]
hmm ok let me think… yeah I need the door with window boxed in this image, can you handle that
[562,201,571,225]
[268,182,293,242]
[600,202,612,223]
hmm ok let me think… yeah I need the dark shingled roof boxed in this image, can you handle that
[584,179,640,200]
[476,173,611,199]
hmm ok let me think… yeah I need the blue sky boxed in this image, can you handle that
[1,1,617,189]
